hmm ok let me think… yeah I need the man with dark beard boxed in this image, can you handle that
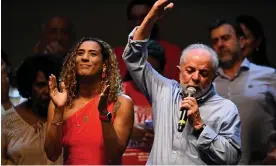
[209,19,276,165]
[1,55,62,165]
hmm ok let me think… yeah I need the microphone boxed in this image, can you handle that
[178,87,196,132]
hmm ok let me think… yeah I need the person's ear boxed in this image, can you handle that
[177,65,182,81]
[211,71,218,82]
[239,36,246,50]
[176,65,180,73]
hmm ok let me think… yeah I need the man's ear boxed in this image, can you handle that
[176,65,180,73]
[176,65,181,76]
[239,36,246,50]
[211,71,218,82]
[176,65,181,81]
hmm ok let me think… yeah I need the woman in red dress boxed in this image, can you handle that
[44,37,134,165]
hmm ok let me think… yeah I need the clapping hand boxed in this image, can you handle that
[49,74,67,109]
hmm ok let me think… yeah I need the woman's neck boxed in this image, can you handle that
[78,76,102,99]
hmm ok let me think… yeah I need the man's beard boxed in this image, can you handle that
[219,59,237,69]
[181,84,209,99]
[218,49,242,69]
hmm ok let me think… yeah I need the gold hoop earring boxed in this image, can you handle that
[102,65,106,79]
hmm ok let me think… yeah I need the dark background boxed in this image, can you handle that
[2,0,276,67]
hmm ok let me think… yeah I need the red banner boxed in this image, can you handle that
[122,148,149,165]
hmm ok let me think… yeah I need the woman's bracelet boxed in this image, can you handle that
[51,120,64,126]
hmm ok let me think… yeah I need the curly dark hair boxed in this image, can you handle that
[60,37,123,107]
[17,54,61,99]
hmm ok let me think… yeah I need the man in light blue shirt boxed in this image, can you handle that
[122,0,241,164]
[209,19,276,164]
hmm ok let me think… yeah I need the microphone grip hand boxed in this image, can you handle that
[178,87,198,132]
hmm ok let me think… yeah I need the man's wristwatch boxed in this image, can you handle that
[193,124,206,138]
[99,111,112,122]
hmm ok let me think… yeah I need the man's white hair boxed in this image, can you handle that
[180,43,219,72]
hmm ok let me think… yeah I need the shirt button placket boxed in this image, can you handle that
[227,81,231,99]
[170,133,181,164]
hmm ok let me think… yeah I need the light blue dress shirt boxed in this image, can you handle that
[122,28,241,165]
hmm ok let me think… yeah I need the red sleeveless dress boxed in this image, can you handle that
[62,97,114,165]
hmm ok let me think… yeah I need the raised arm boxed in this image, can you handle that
[1,61,13,111]
[101,95,134,164]
[133,0,174,41]
[44,74,67,162]
[122,0,174,103]
[98,86,134,164]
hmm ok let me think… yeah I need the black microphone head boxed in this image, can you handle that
[186,87,196,97]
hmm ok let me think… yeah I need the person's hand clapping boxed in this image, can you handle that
[49,74,67,109]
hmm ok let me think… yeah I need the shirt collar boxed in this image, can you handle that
[196,85,216,104]
[240,58,251,69]
[217,58,251,77]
